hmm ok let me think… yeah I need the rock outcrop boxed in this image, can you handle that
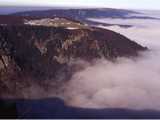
[0,23,147,80]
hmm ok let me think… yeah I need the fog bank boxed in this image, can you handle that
[61,13,160,110]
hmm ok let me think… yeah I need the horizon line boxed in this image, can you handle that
[0,5,160,11]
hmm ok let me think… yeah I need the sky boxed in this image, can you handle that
[0,0,160,10]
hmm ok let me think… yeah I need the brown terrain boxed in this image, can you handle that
[0,15,147,98]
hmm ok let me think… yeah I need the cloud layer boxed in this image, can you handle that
[61,12,160,110]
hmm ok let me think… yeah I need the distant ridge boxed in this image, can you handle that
[10,8,160,27]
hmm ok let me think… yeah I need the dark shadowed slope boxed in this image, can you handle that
[1,98,160,119]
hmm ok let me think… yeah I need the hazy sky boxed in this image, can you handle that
[0,0,160,10]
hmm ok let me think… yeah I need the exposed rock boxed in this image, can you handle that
[0,23,147,80]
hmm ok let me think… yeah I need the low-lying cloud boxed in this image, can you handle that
[61,13,160,110]
[63,53,160,110]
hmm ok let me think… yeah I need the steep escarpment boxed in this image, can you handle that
[0,18,147,98]
[0,25,146,79]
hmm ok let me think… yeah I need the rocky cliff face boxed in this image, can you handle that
[0,16,148,98]
[0,24,147,80]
